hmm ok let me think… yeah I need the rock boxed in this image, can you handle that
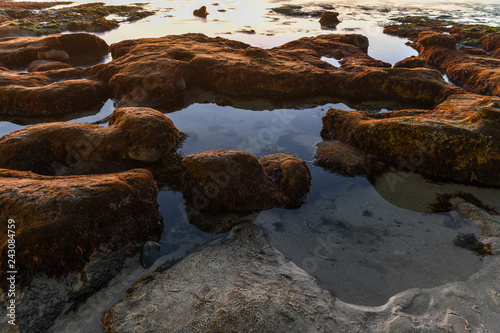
[27,59,72,72]
[393,56,426,68]
[0,2,155,37]
[383,19,500,96]
[102,224,340,332]
[321,93,500,186]
[0,107,183,175]
[0,168,162,333]
[0,70,110,116]
[0,33,108,68]
[456,202,500,238]
[314,140,384,176]
[181,150,277,214]
[460,46,488,56]
[417,31,500,96]
[101,223,500,333]
[193,6,208,18]
[0,33,110,115]
[88,33,460,107]
[37,49,70,63]
[140,241,161,268]
[259,153,311,209]
[417,31,457,50]
[319,11,340,27]
[181,151,313,216]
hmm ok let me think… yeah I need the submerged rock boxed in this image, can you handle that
[0,107,182,175]
[314,140,385,176]
[321,93,500,186]
[88,33,459,107]
[0,168,162,333]
[140,241,161,268]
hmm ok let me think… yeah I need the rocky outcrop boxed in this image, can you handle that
[181,151,311,218]
[393,55,426,68]
[0,2,154,37]
[0,107,182,175]
[0,33,108,68]
[88,33,460,107]
[0,33,111,115]
[102,223,500,332]
[417,31,500,97]
[102,224,340,333]
[0,71,110,115]
[0,168,162,333]
[314,140,385,176]
[384,18,500,96]
[321,93,500,186]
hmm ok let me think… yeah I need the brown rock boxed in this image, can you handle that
[393,56,426,68]
[319,11,340,27]
[0,33,108,68]
[0,107,182,175]
[460,46,488,56]
[88,33,459,107]
[0,71,110,115]
[259,153,311,209]
[193,5,209,18]
[321,93,500,186]
[417,31,500,96]
[314,140,384,176]
[0,168,162,332]
[181,150,277,214]
[27,60,73,72]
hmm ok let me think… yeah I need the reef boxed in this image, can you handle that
[88,33,460,108]
[0,2,155,37]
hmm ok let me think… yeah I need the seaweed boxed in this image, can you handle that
[428,191,498,214]
[428,193,454,213]
[453,233,494,256]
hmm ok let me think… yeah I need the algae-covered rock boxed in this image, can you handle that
[0,168,162,333]
[321,93,500,186]
[181,150,278,214]
[88,33,459,107]
[259,153,311,208]
[314,140,385,176]
[0,107,182,175]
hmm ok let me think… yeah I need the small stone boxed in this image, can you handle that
[140,241,161,268]
[319,11,340,27]
[193,6,209,18]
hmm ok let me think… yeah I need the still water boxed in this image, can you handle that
[3,0,500,331]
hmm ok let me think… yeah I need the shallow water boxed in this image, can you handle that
[3,0,500,330]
